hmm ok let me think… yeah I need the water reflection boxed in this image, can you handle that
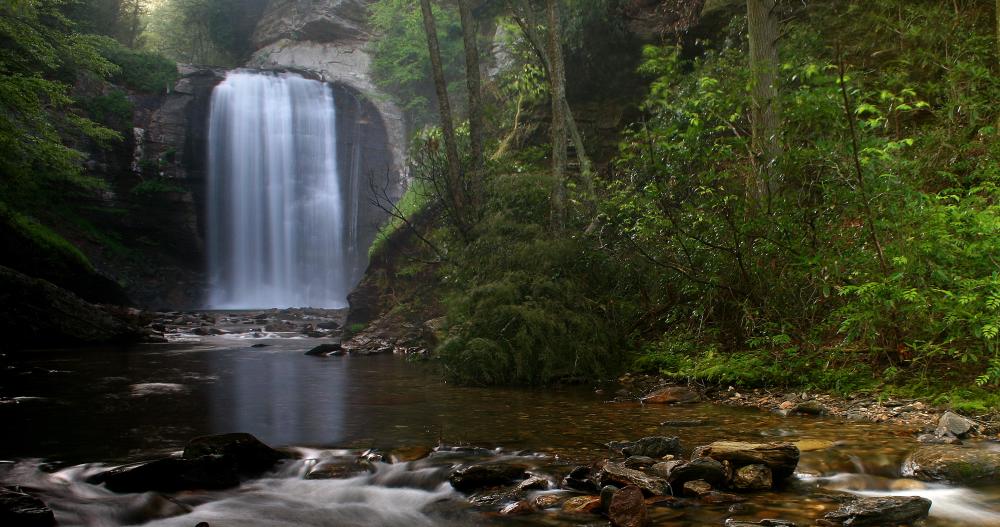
[208,347,347,446]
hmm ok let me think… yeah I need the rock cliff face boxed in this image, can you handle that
[123,66,226,309]
[248,0,405,177]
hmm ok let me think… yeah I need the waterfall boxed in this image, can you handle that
[207,71,350,309]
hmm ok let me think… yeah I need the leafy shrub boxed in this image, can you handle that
[96,39,178,93]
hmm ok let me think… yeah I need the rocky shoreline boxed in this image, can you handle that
[8,429,989,526]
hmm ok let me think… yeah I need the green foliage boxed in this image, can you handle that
[634,335,877,395]
[0,203,94,273]
[0,0,121,205]
[79,89,133,130]
[370,178,435,258]
[604,0,1000,397]
[95,38,178,93]
[369,0,467,127]
[437,172,639,385]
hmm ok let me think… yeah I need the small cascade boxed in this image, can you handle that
[206,71,354,309]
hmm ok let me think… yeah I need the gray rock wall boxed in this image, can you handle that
[248,0,406,183]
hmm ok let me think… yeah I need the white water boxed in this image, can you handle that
[207,71,350,309]
[1,454,468,527]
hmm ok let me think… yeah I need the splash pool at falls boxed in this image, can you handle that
[2,334,1000,526]
[206,71,355,309]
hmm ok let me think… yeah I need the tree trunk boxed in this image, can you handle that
[746,0,780,201]
[458,0,484,173]
[510,7,594,198]
[546,0,567,227]
[419,0,466,229]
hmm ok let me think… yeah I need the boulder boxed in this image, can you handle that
[732,464,772,491]
[563,465,600,492]
[449,463,528,493]
[600,484,619,511]
[92,433,288,493]
[901,445,1000,484]
[608,485,648,527]
[682,479,713,497]
[641,386,701,404]
[183,433,288,475]
[305,342,343,356]
[785,400,827,416]
[0,486,56,527]
[88,456,239,493]
[816,496,931,526]
[598,462,671,496]
[693,441,799,480]
[610,436,682,458]
[517,476,550,491]
[0,265,144,350]
[657,457,727,487]
[936,411,975,438]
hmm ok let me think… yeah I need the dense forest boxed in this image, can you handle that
[2,0,1000,414]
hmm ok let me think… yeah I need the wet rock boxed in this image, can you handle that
[305,460,372,480]
[562,495,602,513]
[499,500,533,515]
[658,457,727,487]
[693,441,799,480]
[92,433,287,493]
[648,460,684,479]
[917,432,961,445]
[598,462,671,496]
[533,494,562,509]
[449,463,528,493]
[725,520,797,527]
[88,457,239,493]
[358,448,387,465]
[563,466,600,492]
[682,479,712,497]
[936,411,975,438]
[0,486,56,527]
[642,386,701,404]
[600,484,619,511]
[608,485,648,527]
[305,343,343,356]
[610,436,682,458]
[624,456,657,468]
[517,476,550,491]
[183,433,288,475]
[784,400,826,416]
[732,464,772,491]
[816,496,931,526]
[901,445,1000,484]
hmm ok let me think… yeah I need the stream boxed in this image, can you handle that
[3,327,1000,526]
